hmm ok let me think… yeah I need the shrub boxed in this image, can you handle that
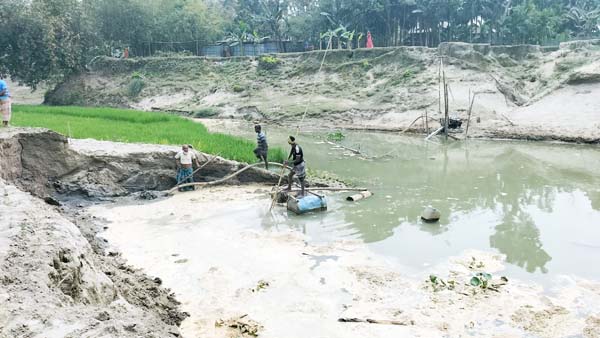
[193,107,220,118]
[131,71,143,80]
[232,84,245,93]
[127,78,145,97]
[258,55,281,70]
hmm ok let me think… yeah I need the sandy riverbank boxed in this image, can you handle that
[40,41,600,144]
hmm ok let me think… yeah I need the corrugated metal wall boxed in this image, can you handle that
[202,41,305,57]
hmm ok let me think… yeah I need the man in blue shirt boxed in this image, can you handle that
[0,78,11,127]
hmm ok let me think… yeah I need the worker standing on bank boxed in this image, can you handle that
[253,124,269,170]
[285,136,306,197]
[175,144,201,192]
[0,77,11,127]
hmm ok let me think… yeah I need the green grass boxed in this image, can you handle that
[12,105,286,163]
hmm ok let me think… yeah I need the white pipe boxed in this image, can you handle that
[346,190,373,202]
[425,126,444,141]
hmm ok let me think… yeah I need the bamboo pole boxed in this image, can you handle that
[399,115,427,134]
[465,92,477,138]
[438,59,442,116]
[444,82,449,141]
[169,162,291,195]
[278,187,369,193]
[439,57,449,141]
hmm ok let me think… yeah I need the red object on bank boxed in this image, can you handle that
[366,31,374,49]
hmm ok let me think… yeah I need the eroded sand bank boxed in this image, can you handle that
[90,186,600,338]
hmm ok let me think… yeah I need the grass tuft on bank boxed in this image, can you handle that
[12,105,286,163]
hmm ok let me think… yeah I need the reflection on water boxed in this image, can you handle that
[206,120,600,282]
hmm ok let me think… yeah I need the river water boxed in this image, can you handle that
[204,120,600,285]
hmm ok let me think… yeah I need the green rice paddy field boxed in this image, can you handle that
[11,105,286,163]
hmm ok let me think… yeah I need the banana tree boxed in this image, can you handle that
[320,30,337,50]
[566,2,600,38]
[341,29,356,49]
[225,21,251,56]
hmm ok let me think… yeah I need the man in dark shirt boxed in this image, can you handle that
[253,125,269,169]
[285,136,306,197]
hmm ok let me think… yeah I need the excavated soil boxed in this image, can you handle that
[0,127,280,337]
[0,128,279,199]
[0,181,186,337]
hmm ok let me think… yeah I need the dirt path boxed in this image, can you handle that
[90,186,600,338]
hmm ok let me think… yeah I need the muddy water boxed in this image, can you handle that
[205,120,600,284]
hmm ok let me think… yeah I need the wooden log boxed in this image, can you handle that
[325,141,362,155]
[338,318,415,326]
[500,112,516,126]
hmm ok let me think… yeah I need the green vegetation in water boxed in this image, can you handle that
[12,105,286,163]
[326,131,346,142]
[428,275,456,292]
[469,272,493,288]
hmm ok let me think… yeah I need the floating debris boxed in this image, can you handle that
[421,207,441,222]
[251,280,270,292]
[215,314,263,337]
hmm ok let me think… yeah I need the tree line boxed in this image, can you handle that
[1,0,600,87]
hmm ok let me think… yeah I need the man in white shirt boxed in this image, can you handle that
[174,144,201,191]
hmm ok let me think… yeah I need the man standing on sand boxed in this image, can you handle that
[253,124,269,170]
[175,144,201,192]
[0,77,11,127]
[285,136,306,197]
